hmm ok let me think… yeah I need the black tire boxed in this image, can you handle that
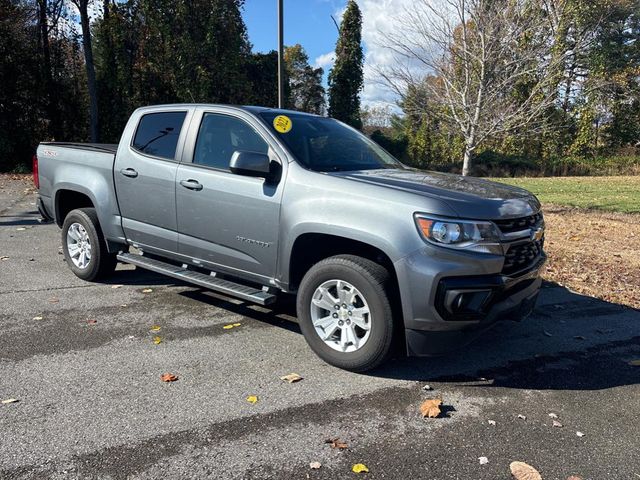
[61,208,117,281]
[296,255,395,372]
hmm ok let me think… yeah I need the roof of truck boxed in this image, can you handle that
[135,103,322,118]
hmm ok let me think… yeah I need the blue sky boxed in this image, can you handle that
[243,0,344,70]
[242,0,404,107]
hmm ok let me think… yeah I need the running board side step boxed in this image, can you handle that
[117,253,277,305]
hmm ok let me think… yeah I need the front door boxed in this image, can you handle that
[176,111,284,281]
[114,109,190,253]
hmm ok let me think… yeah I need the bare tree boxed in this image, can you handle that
[378,0,593,175]
[70,0,99,142]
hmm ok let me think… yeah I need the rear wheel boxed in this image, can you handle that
[296,255,395,372]
[62,208,117,281]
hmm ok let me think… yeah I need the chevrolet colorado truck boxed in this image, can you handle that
[35,104,546,371]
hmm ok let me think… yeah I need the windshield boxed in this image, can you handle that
[259,112,405,172]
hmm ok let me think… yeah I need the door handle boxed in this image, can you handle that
[180,179,203,191]
[120,168,138,178]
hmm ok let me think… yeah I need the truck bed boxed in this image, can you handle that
[40,142,119,154]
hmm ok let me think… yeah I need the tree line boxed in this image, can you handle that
[369,0,640,176]
[1,0,360,171]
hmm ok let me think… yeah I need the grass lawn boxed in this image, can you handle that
[494,175,640,213]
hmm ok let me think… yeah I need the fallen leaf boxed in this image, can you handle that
[576,431,585,437]
[246,395,258,404]
[87,319,97,325]
[543,330,553,337]
[48,298,59,303]
[569,235,580,241]
[479,456,489,465]
[566,476,583,480]
[309,461,321,470]
[160,373,178,382]
[111,284,123,289]
[120,304,128,308]
[628,359,640,366]
[326,438,348,449]
[0,256,8,260]
[510,461,542,480]
[233,322,241,327]
[280,373,303,383]
[548,413,558,419]
[223,324,235,330]
[574,335,586,340]
[153,336,162,345]
[552,420,563,428]
[16,227,26,231]
[420,398,442,418]
[150,325,161,332]
[422,384,433,391]
[352,464,369,474]
[517,414,527,420]
[488,420,496,426]
[32,316,43,320]
[142,288,153,293]
[1,398,19,404]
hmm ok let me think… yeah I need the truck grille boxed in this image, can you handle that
[494,212,543,234]
[503,239,543,275]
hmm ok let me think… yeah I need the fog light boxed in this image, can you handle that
[444,289,492,315]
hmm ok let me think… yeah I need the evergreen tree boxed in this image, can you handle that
[328,0,363,128]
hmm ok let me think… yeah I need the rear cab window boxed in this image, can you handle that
[132,111,187,160]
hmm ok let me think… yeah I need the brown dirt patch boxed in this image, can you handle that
[542,204,640,309]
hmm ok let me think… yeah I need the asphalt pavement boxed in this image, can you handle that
[1,177,639,479]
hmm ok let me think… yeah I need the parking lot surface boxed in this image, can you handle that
[1,177,639,479]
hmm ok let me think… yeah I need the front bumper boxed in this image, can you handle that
[394,244,546,356]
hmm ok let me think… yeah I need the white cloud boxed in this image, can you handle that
[358,0,417,107]
[314,51,336,70]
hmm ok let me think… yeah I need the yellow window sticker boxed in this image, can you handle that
[273,115,292,133]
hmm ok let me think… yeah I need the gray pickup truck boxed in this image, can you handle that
[35,104,546,371]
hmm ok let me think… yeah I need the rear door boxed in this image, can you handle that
[114,108,192,253]
[175,108,286,282]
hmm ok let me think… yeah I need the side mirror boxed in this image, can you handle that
[229,151,272,179]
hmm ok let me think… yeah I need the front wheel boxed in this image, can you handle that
[61,208,117,281]
[296,255,395,372]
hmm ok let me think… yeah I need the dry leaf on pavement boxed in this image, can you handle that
[48,297,59,303]
[548,413,558,418]
[517,414,527,420]
[309,462,321,469]
[420,398,442,418]
[160,373,178,382]
[0,256,8,260]
[576,431,585,437]
[16,227,26,231]
[352,463,369,474]
[479,457,489,465]
[153,336,162,345]
[280,373,303,383]
[32,316,43,320]
[150,325,161,332]
[552,420,563,428]
[566,476,583,480]
[246,395,258,404]
[488,420,496,426]
[87,319,97,325]
[1,398,19,404]
[223,323,242,330]
[325,438,348,449]
[111,285,123,289]
[142,288,153,293]
[510,461,542,480]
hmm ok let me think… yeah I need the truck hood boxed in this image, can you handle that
[332,169,541,219]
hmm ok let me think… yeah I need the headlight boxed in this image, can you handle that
[414,214,502,254]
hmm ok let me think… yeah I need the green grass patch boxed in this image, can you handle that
[493,176,640,214]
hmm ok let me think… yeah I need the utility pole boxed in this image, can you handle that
[277,0,284,108]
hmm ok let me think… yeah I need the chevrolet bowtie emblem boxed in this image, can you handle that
[531,227,544,242]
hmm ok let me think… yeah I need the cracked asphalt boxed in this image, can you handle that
[1,176,639,479]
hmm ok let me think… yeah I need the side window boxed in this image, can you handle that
[193,113,269,170]
[132,111,187,160]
